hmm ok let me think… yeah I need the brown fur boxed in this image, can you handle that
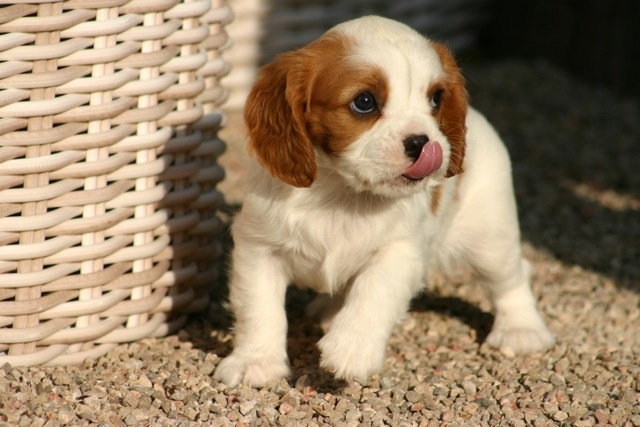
[244,33,371,188]
[244,51,316,188]
[430,183,442,214]
[429,42,468,178]
[306,65,386,154]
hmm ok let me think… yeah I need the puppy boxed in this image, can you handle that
[214,16,553,387]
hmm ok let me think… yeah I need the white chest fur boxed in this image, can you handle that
[233,175,438,295]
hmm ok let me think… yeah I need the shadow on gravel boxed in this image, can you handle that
[465,60,640,293]
[410,294,494,346]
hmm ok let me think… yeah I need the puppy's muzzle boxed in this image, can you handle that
[402,134,443,180]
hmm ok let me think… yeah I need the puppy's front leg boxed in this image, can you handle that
[213,246,291,387]
[318,240,423,382]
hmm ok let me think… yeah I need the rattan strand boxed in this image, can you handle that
[0,0,231,366]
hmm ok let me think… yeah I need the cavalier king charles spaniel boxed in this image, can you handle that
[214,16,554,387]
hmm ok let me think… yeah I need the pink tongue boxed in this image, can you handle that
[403,141,443,180]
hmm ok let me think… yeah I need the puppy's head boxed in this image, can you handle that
[244,16,468,196]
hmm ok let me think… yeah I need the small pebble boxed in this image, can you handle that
[552,411,568,422]
[462,380,477,396]
[405,390,422,403]
[239,400,256,415]
[278,402,294,415]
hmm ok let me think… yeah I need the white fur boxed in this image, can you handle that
[214,16,553,387]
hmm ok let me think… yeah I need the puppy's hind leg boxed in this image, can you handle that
[479,253,554,356]
[454,198,554,356]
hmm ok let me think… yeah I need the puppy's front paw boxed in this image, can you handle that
[318,331,385,383]
[486,311,554,357]
[213,354,290,387]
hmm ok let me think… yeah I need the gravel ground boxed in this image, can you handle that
[2,60,640,427]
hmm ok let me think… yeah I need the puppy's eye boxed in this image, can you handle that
[350,92,378,114]
[430,88,443,110]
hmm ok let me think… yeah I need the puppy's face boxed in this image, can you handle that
[245,16,468,197]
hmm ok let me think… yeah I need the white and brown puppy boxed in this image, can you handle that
[214,16,553,387]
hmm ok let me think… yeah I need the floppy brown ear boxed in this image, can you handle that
[244,52,317,188]
[431,41,468,178]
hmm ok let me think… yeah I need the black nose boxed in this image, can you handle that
[403,134,429,162]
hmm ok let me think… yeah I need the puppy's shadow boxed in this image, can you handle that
[284,288,495,389]
[410,292,494,345]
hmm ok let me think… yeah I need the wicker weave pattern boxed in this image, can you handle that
[0,0,232,366]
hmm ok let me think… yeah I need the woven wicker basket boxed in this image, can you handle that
[0,0,232,366]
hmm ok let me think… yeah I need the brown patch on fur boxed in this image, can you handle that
[429,42,468,178]
[244,32,382,187]
[244,51,317,187]
[430,183,442,215]
[306,64,387,154]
